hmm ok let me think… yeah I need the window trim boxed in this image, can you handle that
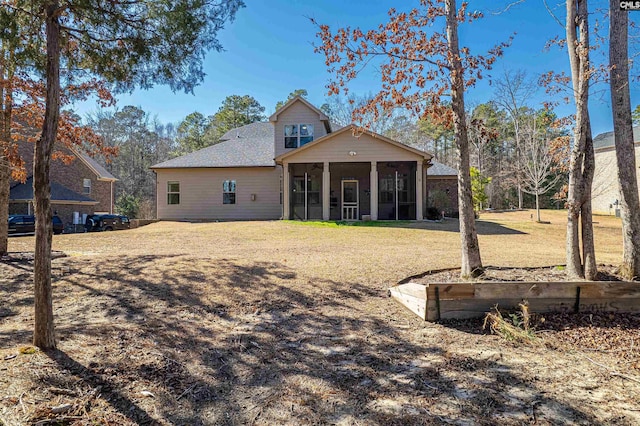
[167,181,180,205]
[284,123,314,148]
[223,179,236,205]
[83,178,92,195]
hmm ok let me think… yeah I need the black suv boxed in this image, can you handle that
[84,214,130,232]
[8,215,64,235]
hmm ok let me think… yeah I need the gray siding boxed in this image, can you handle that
[274,101,328,158]
[282,131,424,163]
[156,167,282,220]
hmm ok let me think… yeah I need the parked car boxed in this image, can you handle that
[84,214,130,232]
[8,215,64,235]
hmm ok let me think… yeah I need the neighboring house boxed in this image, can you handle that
[592,126,640,216]
[10,141,117,227]
[151,96,458,221]
[426,162,459,215]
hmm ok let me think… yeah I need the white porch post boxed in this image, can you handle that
[370,161,378,220]
[416,161,423,220]
[322,161,330,220]
[423,162,428,216]
[283,162,290,220]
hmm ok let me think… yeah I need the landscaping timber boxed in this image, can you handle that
[389,281,640,321]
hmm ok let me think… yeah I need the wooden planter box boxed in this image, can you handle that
[389,281,640,321]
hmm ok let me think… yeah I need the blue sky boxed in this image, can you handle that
[75,0,638,136]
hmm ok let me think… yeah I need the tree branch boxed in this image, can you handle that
[543,0,564,27]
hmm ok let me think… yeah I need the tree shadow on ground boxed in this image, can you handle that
[1,254,604,424]
[291,219,526,235]
[44,349,158,425]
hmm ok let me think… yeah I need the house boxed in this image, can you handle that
[151,96,458,221]
[425,162,458,216]
[592,126,640,216]
[9,141,117,228]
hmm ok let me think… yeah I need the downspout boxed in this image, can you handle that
[110,180,113,214]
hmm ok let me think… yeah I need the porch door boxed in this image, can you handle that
[341,180,359,221]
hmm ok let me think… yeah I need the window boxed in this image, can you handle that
[167,181,180,205]
[83,178,91,195]
[284,125,298,148]
[397,174,411,203]
[292,176,320,205]
[223,180,236,204]
[379,176,395,204]
[299,124,314,146]
[284,124,314,148]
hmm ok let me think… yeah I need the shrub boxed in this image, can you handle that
[425,207,442,220]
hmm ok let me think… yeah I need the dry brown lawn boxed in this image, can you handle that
[1,210,638,425]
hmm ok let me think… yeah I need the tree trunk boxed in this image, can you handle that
[536,193,540,222]
[33,3,61,350]
[514,122,523,209]
[446,0,483,278]
[610,1,640,280]
[581,123,597,280]
[0,46,10,257]
[565,0,597,279]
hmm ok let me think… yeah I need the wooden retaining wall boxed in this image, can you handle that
[388,281,640,321]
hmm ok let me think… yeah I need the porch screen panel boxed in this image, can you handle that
[397,172,416,220]
[291,173,323,220]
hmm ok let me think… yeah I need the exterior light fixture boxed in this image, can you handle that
[349,151,357,156]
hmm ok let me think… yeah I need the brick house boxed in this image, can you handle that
[425,162,458,216]
[9,141,117,227]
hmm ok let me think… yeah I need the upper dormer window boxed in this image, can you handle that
[284,124,314,148]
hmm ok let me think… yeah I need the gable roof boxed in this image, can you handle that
[594,126,640,150]
[151,122,275,169]
[13,140,118,182]
[274,124,433,162]
[268,96,330,122]
[73,149,118,181]
[10,177,98,204]
[428,161,458,176]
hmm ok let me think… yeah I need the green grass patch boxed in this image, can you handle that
[284,220,413,228]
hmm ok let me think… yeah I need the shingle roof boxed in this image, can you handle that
[594,126,640,150]
[78,151,118,181]
[151,122,275,169]
[10,177,97,203]
[428,161,458,176]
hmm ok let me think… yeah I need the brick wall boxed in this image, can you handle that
[426,177,458,215]
[52,204,97,229]
[13,141,113,216]
[9,201,97,228]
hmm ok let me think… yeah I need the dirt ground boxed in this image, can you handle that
[1,210,639,425]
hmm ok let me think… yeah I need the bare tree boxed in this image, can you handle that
[609,0,640,279]
[493,69,537,209]
[519,114,561,222]
[321,93,397,134]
